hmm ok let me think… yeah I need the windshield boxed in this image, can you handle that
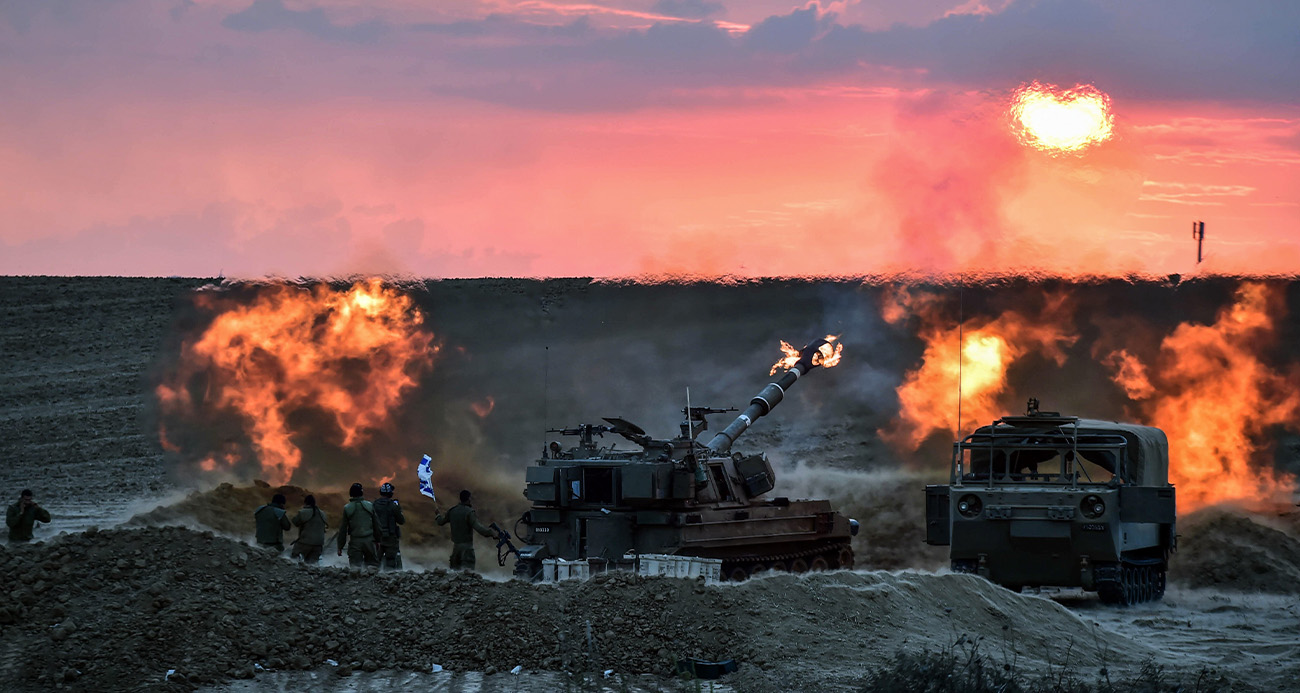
[956,439,1123,484]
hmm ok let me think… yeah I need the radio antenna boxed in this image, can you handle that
[543,346,549,455]
[957,279,965,438]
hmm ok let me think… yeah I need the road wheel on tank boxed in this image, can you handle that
[810,556,830,572]
[790,558,809,574]
[836,547,854,570]
[727,565,749,582]
[767,560,788,573]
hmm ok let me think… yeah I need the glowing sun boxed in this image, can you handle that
[1009,81,1114,154]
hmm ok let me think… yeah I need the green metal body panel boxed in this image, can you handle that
[925,404,1176,602]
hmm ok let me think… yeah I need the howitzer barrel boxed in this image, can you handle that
[705,338,831,454]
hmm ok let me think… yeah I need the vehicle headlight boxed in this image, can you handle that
[957,494,982,518]
[1081,494,1105,519]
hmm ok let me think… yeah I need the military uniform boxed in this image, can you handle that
[290,505,328,563]
[373,496,406,570]
[435,502,494,571]
[339,498,381,568]
[254,501,291,553]
[7,500,51,544]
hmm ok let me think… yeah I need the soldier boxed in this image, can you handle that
[254,492,292,553]
[290,494,328,564]
[338,482,381,569]
[373,482,406,570]
[434,489,494,571]
[7,489,51,544]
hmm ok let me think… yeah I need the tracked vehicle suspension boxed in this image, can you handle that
[720,541,852,581]
[1096,560,1166,605]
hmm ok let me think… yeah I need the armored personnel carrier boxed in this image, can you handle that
[925,399,1176,604]
[511,338,859,581]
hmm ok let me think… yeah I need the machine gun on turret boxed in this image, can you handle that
[545,423,614,456]
[678,406,737,440]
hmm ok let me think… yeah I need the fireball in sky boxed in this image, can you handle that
[1009,81,1114,154]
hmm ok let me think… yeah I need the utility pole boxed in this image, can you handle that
[1192,221,1205,264]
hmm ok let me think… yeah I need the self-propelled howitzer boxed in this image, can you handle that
[511,338,859,581]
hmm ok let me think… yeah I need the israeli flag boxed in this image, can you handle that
[417,454,436,501]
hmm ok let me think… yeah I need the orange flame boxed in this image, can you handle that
[813,336,844,370]
[769,335,842,375]
[1009,81,1114,154]
[1101,349,1155,400]
[770,340,801,375]
[158,423,182,454]
[1104,282,1299,510]
[471,396,496,418]
[883,290,1076,450]
[157,278,436,485]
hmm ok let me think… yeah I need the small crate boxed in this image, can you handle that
[541,558,591,581]
[637,554,671,577]
[688,557,722,583]
[634,554,721,584]
[567,559,591,580]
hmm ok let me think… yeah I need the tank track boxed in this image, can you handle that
[719,541,853,581]
[1096,561,1166,605]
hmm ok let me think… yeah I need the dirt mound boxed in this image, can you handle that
[0,526,1154,691]
[1169,506,1300,594]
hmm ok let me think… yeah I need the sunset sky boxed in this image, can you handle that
[2,0,1297,278]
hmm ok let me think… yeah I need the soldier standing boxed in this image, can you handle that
[254,492,292,553]
[434,489,494,571]
[290,494,328,564]
[373,483,406,570]
[7,489,51,544]
[338,483,381,569]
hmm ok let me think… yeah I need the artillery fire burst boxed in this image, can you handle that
[1101,282,1300,510]
[880,288,1077,450]
[770,335,842,375]
[881,281,1299,513]
[155,279,436,485]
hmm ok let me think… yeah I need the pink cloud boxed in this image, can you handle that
[1,1,1297,277]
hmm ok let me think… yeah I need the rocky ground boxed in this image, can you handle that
[6,524,1271,693]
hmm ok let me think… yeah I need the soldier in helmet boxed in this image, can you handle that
[434,489,495,571]
[7,489,51,544]
[373,482,406,570]
[254,492,292,553]
[290,494,328,564]
[338,483,381,569]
